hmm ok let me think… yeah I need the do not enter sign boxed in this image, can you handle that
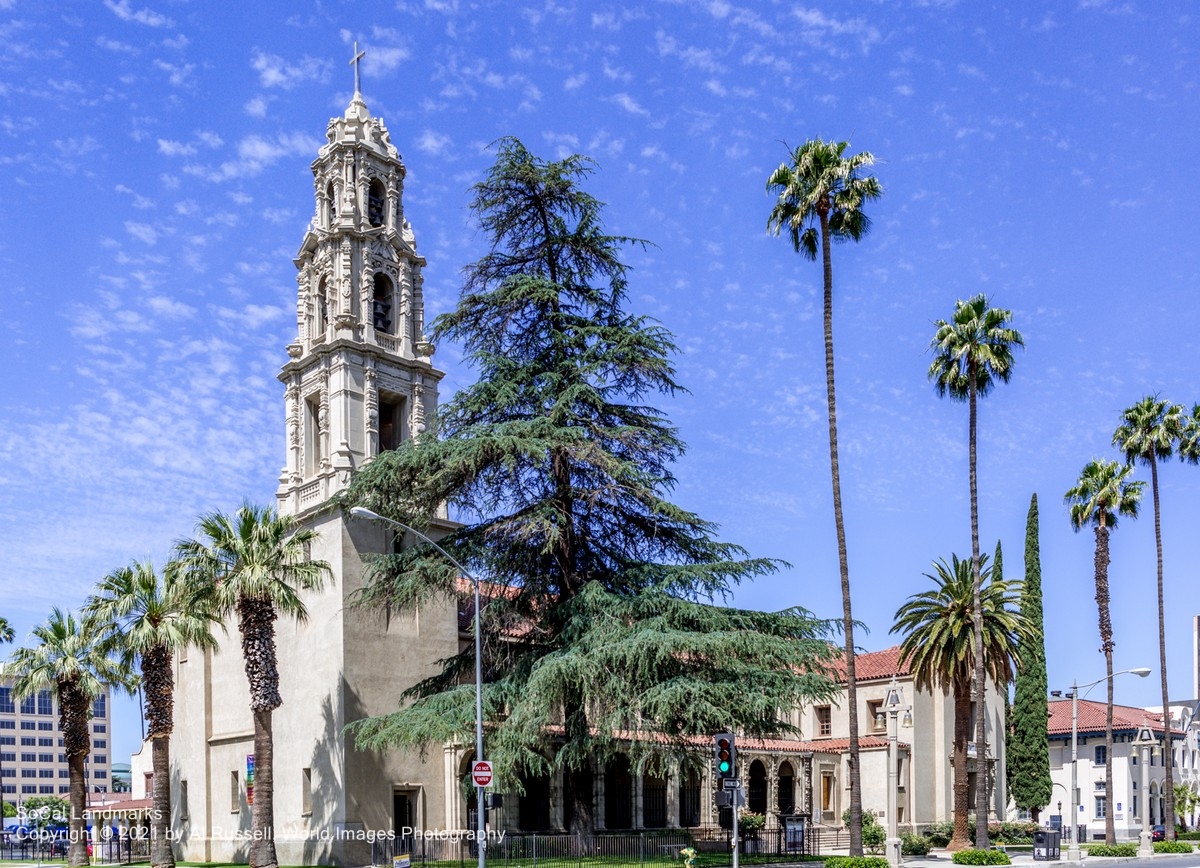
[472,760,493,787]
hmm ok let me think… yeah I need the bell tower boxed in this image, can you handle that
[277,65,442,516]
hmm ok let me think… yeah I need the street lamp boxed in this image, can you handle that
[1133,719,1157,857]
[1065,667,1152,861]
[350,506,487,868]
[884,678,911,868]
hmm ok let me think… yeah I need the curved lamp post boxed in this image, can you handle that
[350,507,486,868]
[1064,667,1151,860]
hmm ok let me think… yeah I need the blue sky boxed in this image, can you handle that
[3,1,1200,770]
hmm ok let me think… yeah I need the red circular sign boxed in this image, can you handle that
[472,760,493,787]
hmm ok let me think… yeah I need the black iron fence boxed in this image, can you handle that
[371,827,821,868]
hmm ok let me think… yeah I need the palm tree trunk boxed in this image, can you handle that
[969,369,989,849]
[1151,458,1174,836]
[251,709,277,868]
[1093,523,1116,844]
[151,736,175,868]
[950,680,972,850]
[143,644,176,868]
[238,596,281,868]
[819,206,861,856]
[59,679,90,868]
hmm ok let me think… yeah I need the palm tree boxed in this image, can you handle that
[0,617,13,643]
[84,560,219,868]
[173,504,330,868]
[891,553,1028,850]
[766,138,881,855]
[6,609,133,867]
[927,294,1023,847]
[1064,459,1144,844]
[1113,396,1184,835]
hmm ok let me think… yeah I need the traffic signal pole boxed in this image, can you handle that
[714,734,739,868]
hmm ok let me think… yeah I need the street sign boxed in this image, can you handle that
[471,760,493,787]
[722,778,741,790]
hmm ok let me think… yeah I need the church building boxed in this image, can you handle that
[165,77,1006,867]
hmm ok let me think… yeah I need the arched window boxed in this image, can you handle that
[642,770,667,828]
[325,182,336,226]
[778,760,795,814]
[604,755,632,830]
[314,276,328,338]
[678,770,700,828]
[518,770,551,832]
[373,273,394,334]
[367,178,386,227]
[748,759,768,815]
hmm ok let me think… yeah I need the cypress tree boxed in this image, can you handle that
[1009,494,1052,819]
[346,138,842,834]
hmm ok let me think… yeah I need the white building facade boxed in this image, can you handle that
[166,83,1006,866]
[1046,699,1180,842]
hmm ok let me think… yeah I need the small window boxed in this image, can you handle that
[302,768,312,815]
[1094,745,1107,765]
[305,397,323,475]
[37,691,53,716]
[145,772,154,798]
[1094,796,1107,818]
[20,721,35,730]
[94,740,106,749]
[868,700,885,733]
[180,780,189,820]
[20,695,35,714]
[93,695,107,718]
[372,273,394,334]
[94,724,106,734]
[367,179,386,227]
[816,706,832,737]
[378,397,405,453]
[37,722,52,731]
[231,770,240,812]
[1132,754,1139,765]
[0,687,14,714]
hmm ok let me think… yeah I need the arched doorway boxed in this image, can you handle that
[748,760,767,815]
[605,755,632,829]
[777,761,795,814]
[518,770,551,832]
[678,770,701,827]
[642,769,667,828]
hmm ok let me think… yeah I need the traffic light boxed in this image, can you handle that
[714,732,736,781]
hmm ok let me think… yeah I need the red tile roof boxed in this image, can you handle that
[830,645,911,682]
[1047,699,1182,737]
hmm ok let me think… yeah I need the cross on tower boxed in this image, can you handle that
[350,41,365,95]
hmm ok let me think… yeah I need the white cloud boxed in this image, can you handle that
[158,139,196,157]
[251,51,328,89]
[190,132,323,182]
[155,60,195,87]
[245,96,269,118]
[612,93,649,116]
[96,36,137,54]
[125,221,158,245]
[104,0,173,27]
[147,296,195,317]
[792,8,882,53]
[417,129,452,155]
[564,73,587,91]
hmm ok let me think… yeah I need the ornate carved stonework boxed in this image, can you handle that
[276,89,444,517]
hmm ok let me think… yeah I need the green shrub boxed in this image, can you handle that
[862,822,886,855]
[951,849,1012,865]
[901,833,931,856]
[987,821,1039,844]
[922,820,954,848]
[1178,831,1200,840]
[1086,843,1137,857]
[1154,841,1194,854]
[823,857,889,868]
